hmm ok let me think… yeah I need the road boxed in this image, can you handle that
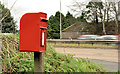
[55,47,118,72]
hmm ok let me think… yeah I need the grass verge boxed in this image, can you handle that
[1,35,107,72]
[49,42,118,49]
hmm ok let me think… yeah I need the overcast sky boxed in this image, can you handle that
[0,0,83,29]
[1,0,116,29]
[5,0,74,19]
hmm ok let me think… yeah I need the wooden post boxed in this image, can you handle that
[34,52,44,72]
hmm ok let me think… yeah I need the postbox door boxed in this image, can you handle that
[40,17,47,48]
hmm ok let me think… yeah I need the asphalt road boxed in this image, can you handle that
[55,47,118,72]
[86,59,118,72]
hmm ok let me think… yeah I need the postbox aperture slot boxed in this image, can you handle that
[40,27,47,29]
[41,19,48,22]
[40,17,48,22]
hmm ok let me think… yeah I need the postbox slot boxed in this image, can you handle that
[41,19,48,22]
[40,27,47,29]
[41,17,48,22]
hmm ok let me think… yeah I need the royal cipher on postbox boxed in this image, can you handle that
[19,12,47,52]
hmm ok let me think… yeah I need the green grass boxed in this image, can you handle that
[49,42,118,49]
[1,35,108,72]
[45,44,107,72]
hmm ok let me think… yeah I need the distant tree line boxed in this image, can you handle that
[69,0,119,35]
[47,1,119,39]
[0,2,16,33]
[47,11,79,39]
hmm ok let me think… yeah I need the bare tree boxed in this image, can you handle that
[68,0,87,17]
[102,6,107,34]
[101,1,108,35]
[68,0,118,34]
[111,2,119,34]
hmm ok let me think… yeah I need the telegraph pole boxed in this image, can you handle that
[60,0,62,39]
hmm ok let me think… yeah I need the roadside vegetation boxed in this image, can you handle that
[1,35,107,72]
[49,42,118,49]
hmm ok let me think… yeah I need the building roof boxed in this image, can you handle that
[62,22,87,32]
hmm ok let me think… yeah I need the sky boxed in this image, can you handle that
[1,0,118,29]
[1,0,102,29]
[6,0,74,19]
[0,0,83,29]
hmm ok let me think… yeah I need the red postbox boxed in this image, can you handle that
[19,12,47,52]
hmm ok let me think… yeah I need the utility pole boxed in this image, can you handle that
[60,0,62,39]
